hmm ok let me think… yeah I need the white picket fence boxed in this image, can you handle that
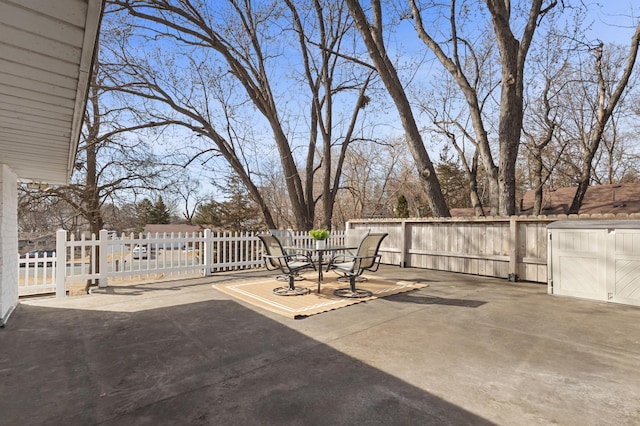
[18,229,344,297]
[18,252,57,296]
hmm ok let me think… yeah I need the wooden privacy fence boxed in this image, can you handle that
[347,213,640,284]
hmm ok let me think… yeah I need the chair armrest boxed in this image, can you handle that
[263,254,290,260]
[328,254,381,274]
[262,254,292,271]
[326,253,349,268]
[351,254,382,272]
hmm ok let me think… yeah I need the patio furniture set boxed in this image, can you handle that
[257,229,388,298]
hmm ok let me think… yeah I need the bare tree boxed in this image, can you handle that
[566,24,640,213]
[345,0,450,217]
[163,173,208,225]
[21,59,177,239]
[334,138,418,223]
[521,57,567,215]
[107,0,374,230]
[419,75,487,216]
[405,0,558,216]
[19,58,178,291]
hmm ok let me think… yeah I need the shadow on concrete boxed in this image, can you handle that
[93,271,275,297]
[389,292,487,308]
[0,299,494,425]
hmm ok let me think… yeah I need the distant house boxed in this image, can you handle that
[519,183,640,215]
[447,183,640,217]
[18,232,56,254]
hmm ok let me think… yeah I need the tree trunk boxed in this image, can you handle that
[85,83,102,291]
[409,0,553,216]
[489,0,529,216]
[468,153,486,217]
[569,158,593,214]
[346,0,450,217]
[532,150,544,215]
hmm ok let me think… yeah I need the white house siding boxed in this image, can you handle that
[0,164,18,326]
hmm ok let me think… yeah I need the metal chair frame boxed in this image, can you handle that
[326,228,370,275]
[258,234,314,296]
[269,230,312,282]
[328,233,388,298]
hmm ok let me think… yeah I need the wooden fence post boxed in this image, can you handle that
[55,229,66,297]
[400,220,408,268]
[98,229,108,288]
[509,216,519,281]
[203,228,212,276]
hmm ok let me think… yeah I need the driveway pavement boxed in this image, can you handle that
[1,266,639,425]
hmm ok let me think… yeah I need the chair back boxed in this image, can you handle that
[258,234,287,269]
[269,229,296,248]
[344,228,369,248]
[354,233,387,271]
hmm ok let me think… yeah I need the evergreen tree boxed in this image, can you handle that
[395,195,410,218]
[151,196,171,224]
[223,178,263,231]
[436,147,471,210]
[134,198,154,233]
[194,177,264,231]
[193,200,222,227]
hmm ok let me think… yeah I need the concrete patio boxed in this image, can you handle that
[1,265,639,425]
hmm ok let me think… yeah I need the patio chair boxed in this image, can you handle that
[268,229,295,246]
[344,228,370,255]
[269,229,311,261]
[258,234,314,296]
[327,233,388,298]
[325,228,369,273]
[269,229,312,281]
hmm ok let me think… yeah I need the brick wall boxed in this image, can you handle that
[0,164,18,326]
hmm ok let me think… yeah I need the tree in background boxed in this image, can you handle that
[134,198,154,233]
[435,147,472,210]
[334,139,405,222]
[519,17,569,216]
[395,195,410,218]
[193,201,219,229]
[346,0,450,217]
[18,193,76,235]
[151,197,171,224]
[107,0,375,230]
[194,178,265,232]
[406,0,559,216]
[171,175,207,225]
[18,57,179,239]
[567,26,640,213]
[134,197,173,232]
